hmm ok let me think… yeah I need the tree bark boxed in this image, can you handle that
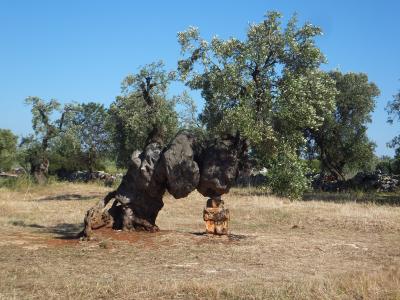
[81,131,248,239]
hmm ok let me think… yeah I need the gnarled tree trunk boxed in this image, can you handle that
[81,130,249,239]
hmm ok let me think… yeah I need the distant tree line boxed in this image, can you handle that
[0,11,397,198]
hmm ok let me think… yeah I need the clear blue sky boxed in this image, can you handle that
[0,0,399,156]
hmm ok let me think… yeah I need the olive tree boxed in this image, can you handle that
[177,12,337,197]
[387,89,400,152]
[22,97,74,183]
[386,88,400,171]
[0,129,18,172]
[65,102,110,172]
[306,71,379,180]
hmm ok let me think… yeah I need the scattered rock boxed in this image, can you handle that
[60,170,121,186]
[311,171,400,192]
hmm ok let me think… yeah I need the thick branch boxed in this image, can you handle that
[140,77,156,106]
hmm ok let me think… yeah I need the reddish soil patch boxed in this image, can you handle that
[90,228,248,247]
[0,230,80,249]
[90,227,173,247]
[45,238,80,247]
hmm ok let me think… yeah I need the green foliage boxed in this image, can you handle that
[0,174,33,190]
[375,156,393,174]
[108,61,179,166]
[387,89,400,124]
[22,97,75,176]
[100,159,126,175]
[177,11,336,197]
[0,129,18,171]
[18,139,43,172]
[267,144,311,199]
[307,159,321,174]
[172,90,199,129]
[22,98,112,175]
[24,97,61,139]
[387,89,400,152]
[62,102,111,172]
[306,71,379,180]
[47,132,85,174]
[391,158,400,175]
[374,154,400,175]
[0,174,60,190]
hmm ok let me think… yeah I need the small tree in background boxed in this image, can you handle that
[21,97,74,183]
[67,102,110,172]
[47,102,111,174]
[375,155,394,174]
[387,90,400,144]
[267,142,310,199]
[306,71,379,180]
[0,129,18,172]
[48,131,84,175]
[386,88,400,173]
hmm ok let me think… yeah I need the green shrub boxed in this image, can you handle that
[0,175,34,190]
[0,129,18,171]
[267,149,311,199]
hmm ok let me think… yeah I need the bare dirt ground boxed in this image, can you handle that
[0,183,399,299]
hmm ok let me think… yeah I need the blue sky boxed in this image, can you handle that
[0,0,399,156]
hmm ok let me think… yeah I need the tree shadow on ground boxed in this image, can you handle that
[48,223,83,239]
[189,232,248,241]
[302,192,400,206]
[32,194,97,202]
[10,220,82,239]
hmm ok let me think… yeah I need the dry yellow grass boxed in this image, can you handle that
[0,183,399,299]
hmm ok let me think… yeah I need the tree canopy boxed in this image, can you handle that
[0,129,18,172]
[387,89,400,154]
[177,11,337,197]
[21,97,74,182]
[67,102,110,172]
[306,71,379,180]
[108,61,179,166]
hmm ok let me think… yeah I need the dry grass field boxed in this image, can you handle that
[0,182,399,299]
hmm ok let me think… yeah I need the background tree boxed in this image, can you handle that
[46,102,111,175]
[386,88,400,174]
[108,61,179,166]
[22,97,73,183]
[67,102,110,172]
[306,71,379,180]
[47,131,84,175]
[177,11,337,197]
[0,129,18,172]
[173,90,199,130]
[387,89,400,149]
[374,155,397,174]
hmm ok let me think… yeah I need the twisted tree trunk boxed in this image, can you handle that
[80,131,249,239]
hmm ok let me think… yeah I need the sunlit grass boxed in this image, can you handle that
[0,183,399,299]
